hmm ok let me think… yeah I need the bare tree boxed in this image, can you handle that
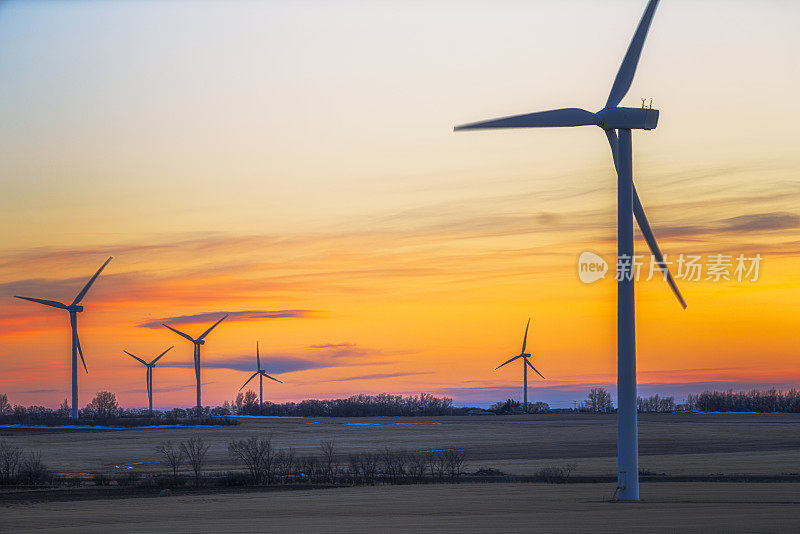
[228,436,275,484]
[408,452,427,483]
[180,436,210,485]
[155,440,185,477]
[83,391,120,421]
[358,452,378,486]
[0,394,10,416]
[443,449,467,482]
[0,440,22,484]
[299,455,318,483]
[275,447,296,483]
[379,447,397,484]
[584,388,614,413]
[320,441,338,483]
[348,453,361,485]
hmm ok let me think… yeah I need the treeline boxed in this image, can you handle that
[488,399,550,414]
[0,392,234,427]
[151,437,468,487]
[0,391,464,424]
[227,392,462,417]
[686,389,800,413]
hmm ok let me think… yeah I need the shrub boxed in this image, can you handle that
[218,471,251,487]
[473,467,506,477]
[533,464,576,483]
[19,452,51,485]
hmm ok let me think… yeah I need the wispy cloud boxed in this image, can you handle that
[327,372,433,382]
[138,309,317,329]
[309,343,356,349]
[159,356,326,374]
[722,212,800,232]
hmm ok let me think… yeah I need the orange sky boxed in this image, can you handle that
[0,0,799,408]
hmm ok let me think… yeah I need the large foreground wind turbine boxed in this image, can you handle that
[123,346,173,415]
[14,257,113,420]
[455,0,685,501]
[162,314,228,414]
[495,318,544,412]
[239,341,283,406]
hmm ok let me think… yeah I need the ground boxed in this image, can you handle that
[3,483,800,533]
[2,413,800,532]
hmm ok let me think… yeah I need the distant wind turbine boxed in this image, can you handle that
[240,342,283,406]
[162,314,228,414]
[455,0,685,500]
[495,318,544,412]
[14,257,113,420]
[123,346,173,415]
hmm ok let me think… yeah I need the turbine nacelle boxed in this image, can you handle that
[67,304,84,313]
[196,339,205,345]
[596,107,659,131]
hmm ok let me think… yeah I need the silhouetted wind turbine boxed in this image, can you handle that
[14,257,113,420]
[162,314,228,414]
[239,341,283,406]
[495,318,544,413]
[123,346,173,415]
[455,0,685,501]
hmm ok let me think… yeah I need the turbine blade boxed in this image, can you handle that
[633,191,688,309]
[150,346,174,366]
[455,108,598,131]
[262,372,283,384]
[77,333,88,374]
[124,350,148,366]
[13,296,68,309]
[521,317,531,354]
[525,358,545,379]
[239,372,259,391]
[198,314,228,341]
[495,354,522,370]
[256,341,261,371]
[71,256,113,306]
[605,0,660,108]
[605,129,620,169]
[162,324,196,343]
[604,129,686,309]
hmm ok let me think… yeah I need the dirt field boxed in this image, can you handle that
[2,413,800,476]
[2,413,800,532]
[2,482,800,533]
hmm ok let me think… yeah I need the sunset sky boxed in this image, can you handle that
[1,0,798,409]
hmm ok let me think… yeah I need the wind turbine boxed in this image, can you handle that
[123,346,173,415]
[13,257,113,420]
[239,341,283,406]
[162,314,228,415]
[454,0,685,501]
[495,318,544,413]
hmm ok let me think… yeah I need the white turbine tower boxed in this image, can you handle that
[455,0,685,501]
[239,341,283,406]
[123,346,173,415]
[14,257,113,420]
[495,318,544,412]
[162,314,228,415]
